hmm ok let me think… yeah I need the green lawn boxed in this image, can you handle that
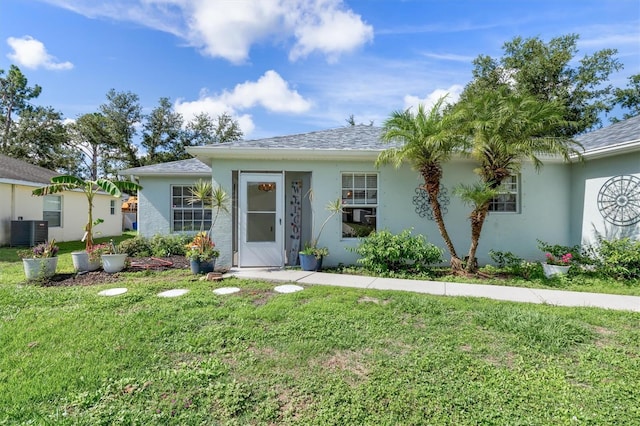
[1,249,639,424]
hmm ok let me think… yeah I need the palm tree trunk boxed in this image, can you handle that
[465,204,489,273]
[421,164,462,271]
[428,193,463,270]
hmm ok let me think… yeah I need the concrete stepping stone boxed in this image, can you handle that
[213,287,241,295]
[158,289,189,298]
[98,288,128,296]
[274,284,304,294]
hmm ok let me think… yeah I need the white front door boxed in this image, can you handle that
[239,173,284,267]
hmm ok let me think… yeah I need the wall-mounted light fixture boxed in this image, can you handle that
[258,182,275,192]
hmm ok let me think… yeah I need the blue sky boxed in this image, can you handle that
[1,0,638,139]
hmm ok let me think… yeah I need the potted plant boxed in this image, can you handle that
[299,197,343,271]
[185,232,219,274]
[95,240,128,273]
[184,179,229,274]
[18,240,59,281]
[32,176,142,272]
[542,252,573,278]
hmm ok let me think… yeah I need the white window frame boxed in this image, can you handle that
[171,185,212,233]
[43,194,62,227]
[341,172,378,238]
[110,199,116,215]
[488,175,519,213]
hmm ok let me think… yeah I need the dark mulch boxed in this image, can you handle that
[40,256,191,287]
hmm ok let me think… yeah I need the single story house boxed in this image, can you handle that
[0,154,124,246]
[120,115,639,270]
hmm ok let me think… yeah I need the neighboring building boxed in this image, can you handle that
[119,117,640,270]
[0,154,124,246]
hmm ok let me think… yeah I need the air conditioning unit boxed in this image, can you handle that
[10,220,48,247]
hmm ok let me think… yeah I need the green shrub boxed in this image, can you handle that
[118,236,152,257]
[596,238,640,280]
[536,239,595,266]
[349,229,442,274]
[149,234,191,257]
[488,250,544,279]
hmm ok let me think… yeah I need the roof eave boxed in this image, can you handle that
[117,170,211,177]
[187,146,384,162]
[580,139,640,160]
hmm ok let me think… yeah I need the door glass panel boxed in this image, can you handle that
[248,182,276,211]
[247,212,276,242]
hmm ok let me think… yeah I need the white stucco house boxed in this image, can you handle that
[0,154,125,246]
[119,115,639,270]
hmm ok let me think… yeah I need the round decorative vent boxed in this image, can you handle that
[597,175,640,226]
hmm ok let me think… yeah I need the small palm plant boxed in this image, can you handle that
[186,179,230,235]
[300,195,343,259]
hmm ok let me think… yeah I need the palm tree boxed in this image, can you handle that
[377,98,465,270]
[453,88,582,273]
[33,176,142,251]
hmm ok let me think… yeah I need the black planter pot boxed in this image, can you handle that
[190,258,216,274]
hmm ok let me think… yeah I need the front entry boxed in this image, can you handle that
[239,173,284,267]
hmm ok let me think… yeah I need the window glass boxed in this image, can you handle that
[43,195,62,227]
[341,173,378,238]
[171,185,212,232]
[488,175,519,213]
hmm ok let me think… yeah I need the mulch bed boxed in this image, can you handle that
[40,255,191,287]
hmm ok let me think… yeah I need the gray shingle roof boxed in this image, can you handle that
[118,157,211,176]
[220,125,386,150]
[0,154,59,184]
[575,115,640,152]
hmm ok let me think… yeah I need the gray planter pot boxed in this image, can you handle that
[101,253,128,273]
[71,251,101,272]
[23,257,58,280]
[542,263,570,278]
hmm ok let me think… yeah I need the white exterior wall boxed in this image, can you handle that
[570,153,640,246]
[136,175,211,238]
[208,157,572,268]
[0,182,122,245]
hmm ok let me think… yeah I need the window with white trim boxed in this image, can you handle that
[341,173,377,238]
[110,200,116,215]
[171,185,212,232]
[488,175,519,212]
[43,195,62,227]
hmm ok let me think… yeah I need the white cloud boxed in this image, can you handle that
[39,0,373,63]
[421,52,475,63]
[6,36,73,70]
[174,70,312,136]
[288,1,374,62]
[222,70,312,113]
[404,85,464,112]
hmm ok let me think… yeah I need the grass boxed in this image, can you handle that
[1,245,640,424]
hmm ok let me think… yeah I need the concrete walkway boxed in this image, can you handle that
[228,268,640,313]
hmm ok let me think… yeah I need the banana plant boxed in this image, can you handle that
[32,176,142,251]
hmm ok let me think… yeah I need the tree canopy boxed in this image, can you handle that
[461,34,624,136]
